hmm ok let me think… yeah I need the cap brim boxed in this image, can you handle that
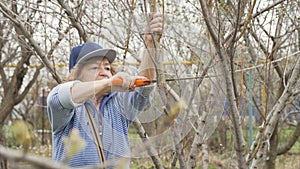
[77,49,116,64]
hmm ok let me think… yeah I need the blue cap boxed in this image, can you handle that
[69,42,116,71]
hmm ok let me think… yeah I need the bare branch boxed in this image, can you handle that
[0,145,72,169]
[0,1,62,83]
[57,0,89,42]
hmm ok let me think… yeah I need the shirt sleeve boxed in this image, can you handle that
[115,84,155,121]
[47,81,83,134]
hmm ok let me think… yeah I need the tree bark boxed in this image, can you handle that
[198,1,247,168]
[264,123,279,169]
[218,118,227,150]
[201,143,209,169]
[250,55,300,168]
[0,122,8,169]
[132,119,164,169]
[187,111,207,169]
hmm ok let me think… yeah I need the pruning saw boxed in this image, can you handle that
[112,76,205,87]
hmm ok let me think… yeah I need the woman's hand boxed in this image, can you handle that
[110,72,147,92]
[143,13,163,42]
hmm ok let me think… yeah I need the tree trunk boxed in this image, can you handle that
[0,100,15,169]
[198,1,247,168]
[0,122,8,169]
[264,123,279,169]
[250,53,300,168]
[132,119,164,169]
[201,143,208,169]
[218,118,227,150]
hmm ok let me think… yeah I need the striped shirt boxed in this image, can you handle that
[47,81,154,168]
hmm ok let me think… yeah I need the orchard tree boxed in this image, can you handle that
[0,0,299,169]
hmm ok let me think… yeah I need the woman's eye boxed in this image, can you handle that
[105,67,111,71]
[88,66,98,71]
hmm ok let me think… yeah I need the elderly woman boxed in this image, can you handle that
[47,14,163,168]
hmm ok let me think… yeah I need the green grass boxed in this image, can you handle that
[129,126,300,168]
[4,122,299,168]
[228,126,300,153]
[278,128,300,152]
[130,158,219,169]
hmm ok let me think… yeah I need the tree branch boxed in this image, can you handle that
[250,53,300,168]
[277,121,300,155]
[0,1,62,83]
[0,145,71,169]
[57,0,89,42]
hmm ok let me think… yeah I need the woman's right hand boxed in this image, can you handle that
[110,72,150,92]
[110,72,135,92]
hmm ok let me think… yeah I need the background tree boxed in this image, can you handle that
[0,0,299,169]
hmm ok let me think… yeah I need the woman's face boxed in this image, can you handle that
[77,57,112,82]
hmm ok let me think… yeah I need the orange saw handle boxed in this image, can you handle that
[112,77,151,87]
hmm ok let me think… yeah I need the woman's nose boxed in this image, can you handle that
[97,68,104,75]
